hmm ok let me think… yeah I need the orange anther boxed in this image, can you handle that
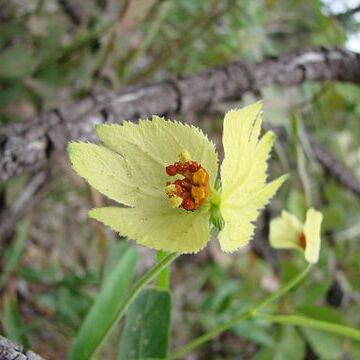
[192,168,208,186]
[191,186,206,205]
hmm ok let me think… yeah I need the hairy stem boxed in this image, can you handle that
[258,313,360,341]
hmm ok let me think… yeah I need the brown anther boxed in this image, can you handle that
[174,162,185,173]
[179,179,192,189]
[174,183,184,196]
[298,232,306,250]
[182,198,195,211]
[189,161,200,172]
[166,165,177,176]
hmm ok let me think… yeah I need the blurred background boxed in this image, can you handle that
[0,0,360,359]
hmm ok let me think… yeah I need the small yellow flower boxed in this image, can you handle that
[269,208,323,263]
[68,102,286,253]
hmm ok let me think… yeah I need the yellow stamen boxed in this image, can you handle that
[165,184,177,196]
[169,195,183,208]
[179,150,192,162]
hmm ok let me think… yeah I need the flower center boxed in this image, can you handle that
[298,232,306,250]
[165,151,209,211]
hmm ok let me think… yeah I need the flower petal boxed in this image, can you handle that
[218,102,287,252]
[221,102,268,200]
[219,175,287,252]
[303,208,323,263]
[269,210,304,250]
[96,116,218,186]
[89,206,210,253]
[68,142,162,206]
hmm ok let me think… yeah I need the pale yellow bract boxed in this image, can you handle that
[68,102,286,253]
[269,208,323,263]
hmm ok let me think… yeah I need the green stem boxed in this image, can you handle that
[258,313,360,341]
[252,263,312,311]
[156,250,170,290]
[117,252,178,324]
[171,264,312,359]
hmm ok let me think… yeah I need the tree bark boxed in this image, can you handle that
[310,138,360,197]
[0,171,48,241]
[0,46,360,182]
[0,336,44,360]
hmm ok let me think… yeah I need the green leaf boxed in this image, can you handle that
[301,328,344,359]
[201,280,239,313]
[2,295,31,348]
[253,326,304,360]
[69,247,138,360]
[274,326,305,360]
[349,341,360,359]
[297,279,331,305]
[102,241,129,283]
[0,219,29,289]
[0,81,28,108]
[233,319,275,348]
[118,288,171,360]
[253,347,277,360]
[0,46,34,79]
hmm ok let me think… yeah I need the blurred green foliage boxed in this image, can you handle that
[0,0,348,123]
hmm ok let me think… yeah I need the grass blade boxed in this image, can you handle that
[69,246,138,360]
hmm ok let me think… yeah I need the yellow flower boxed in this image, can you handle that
[269,208,323,263]
[68,102,286,253]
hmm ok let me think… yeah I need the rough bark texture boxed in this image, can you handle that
[0,336,44,360]
[0,171,48,241]
[270,126,360,198]
[1,46,360,183]
[310,138,360,197]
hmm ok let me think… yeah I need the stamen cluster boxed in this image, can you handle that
[165,153,209,211]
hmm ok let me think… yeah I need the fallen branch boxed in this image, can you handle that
[0,171,48,242]
[270,126,360,198]
[310,138,360,197]
[0,47,360,182]
[0,335,44,360]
